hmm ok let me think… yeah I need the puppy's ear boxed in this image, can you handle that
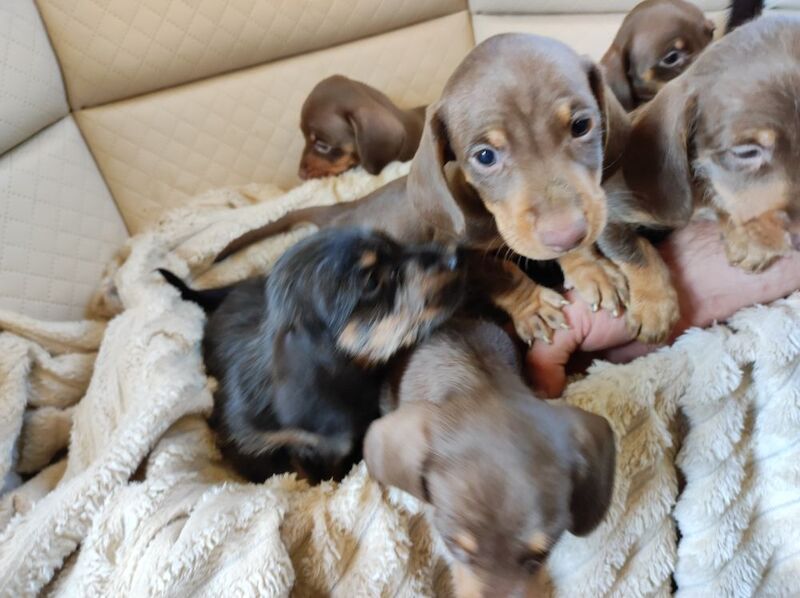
[599,46,634,112]
[565,406,616,536]
[621,79,697,220]
[585,58,632,180]
[349,105,406,175]
[406,104,466,242]
[363,401,436,501]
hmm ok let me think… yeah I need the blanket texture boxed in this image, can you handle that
[1,163,799,598]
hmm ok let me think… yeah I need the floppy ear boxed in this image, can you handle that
[363,401,437,501]
[600,46,634,112]
[406,104,466,241]
[585,59,632,180]
[565,407,616,536]
[349,104,406,175]
[621,78,697,221]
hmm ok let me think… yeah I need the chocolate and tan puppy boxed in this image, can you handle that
[601,0,715,111]
[601,15,800,343]
[365,320,615,597]
[298,75,425,179]
[219,33,632,346]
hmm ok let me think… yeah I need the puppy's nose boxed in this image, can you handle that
[539,218,588,253]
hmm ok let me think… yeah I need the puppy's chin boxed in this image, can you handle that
[450,561,543,598]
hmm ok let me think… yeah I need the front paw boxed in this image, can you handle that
[623,265,679,344]
[562,255,629,317]
[724,214,790,272]
[510,286,569,345]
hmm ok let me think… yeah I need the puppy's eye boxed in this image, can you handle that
[660,49,685,68]
[519,555,543,575]
[363,270,381,296]
[473,147,497,167]
[314,140,333,155]
[728,144,769,170]
[570,116,592,138]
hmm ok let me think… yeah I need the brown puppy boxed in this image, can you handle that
[220,34,632,344]
[365,320,615,598]
[601,15,800,343]
[298,75,425,179]
[601,0,715,111]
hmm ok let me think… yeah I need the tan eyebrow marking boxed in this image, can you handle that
[359,250,378,268]
[528,531,551,553]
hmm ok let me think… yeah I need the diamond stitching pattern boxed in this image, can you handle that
[76,12,474,233]
[0,116,129,320]
[0,0,69,154]
[36,0,466,108]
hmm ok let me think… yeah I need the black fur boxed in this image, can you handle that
[156,269,234,312]
[726,0,763,33]
[160,228,465,483]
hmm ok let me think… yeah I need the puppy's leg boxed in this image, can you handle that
[558,245,629,316]
[469,255,568,344]
[721,209,791,272]
[598,223,679,343]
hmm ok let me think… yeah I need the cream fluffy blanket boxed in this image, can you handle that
[1,163,799,597]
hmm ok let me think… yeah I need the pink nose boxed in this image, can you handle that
[538,218,588,252]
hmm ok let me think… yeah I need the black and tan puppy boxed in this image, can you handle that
[601,15,800,343]
[299,75,425,179]
[366,320,615,597]
[601,0,715,111]
[161,227,465,483]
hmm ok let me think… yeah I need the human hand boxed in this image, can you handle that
[527,220,800,398]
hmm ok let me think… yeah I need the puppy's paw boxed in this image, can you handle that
[622,262,679,344]
[560,250,629,317]
[723,213,790,273]
[510,286,568,345]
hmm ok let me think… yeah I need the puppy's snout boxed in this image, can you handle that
[298,162,310,180]
[538,215,588,253]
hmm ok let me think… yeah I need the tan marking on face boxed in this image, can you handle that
[556,102,572,128]
[454,531,478,555]
[528,531,551,553]
[641,69,654,83]
[674,38,685,50]
[451,562,484,598]
[755,129,777,148]
[338,321,362,351]
[359,250,377,268]
[487,129,508,148]
[300,147,359,178]
[710,177,788,224]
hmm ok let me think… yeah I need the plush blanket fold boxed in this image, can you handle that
[1,163,798,597]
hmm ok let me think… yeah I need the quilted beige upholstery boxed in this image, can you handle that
[76,12,474,233]
[0,116,128,320]
[0,0,68,155]
[468,0,727,13]
[36,0,467,109]
[472,10,728,55]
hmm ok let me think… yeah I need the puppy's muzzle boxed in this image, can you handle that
[537,212,588,253]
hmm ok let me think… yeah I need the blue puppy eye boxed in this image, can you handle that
[475,148,496,166]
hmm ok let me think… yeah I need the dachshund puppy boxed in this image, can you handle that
[220,33,632,345]
[298,75,425,179]
[161,228,466,483]
[601,15,800,343]
[601,0,715,111]
[365,319,615,598]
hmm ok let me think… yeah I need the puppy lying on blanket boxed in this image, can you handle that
[365,319,615,598]
[600,15,800,344]
[219,33,632,345]
[601,0,715,111]
[298,75,425,179]
[161,228,465,483]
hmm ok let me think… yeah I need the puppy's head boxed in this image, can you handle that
[602,0,715,110]
[267,228,466,365]
[299,75,407,179]
[365,395,615,597]
[621,16,800,240]
[407,33,631,260]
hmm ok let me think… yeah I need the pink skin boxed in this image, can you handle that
[527,221,800,398]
